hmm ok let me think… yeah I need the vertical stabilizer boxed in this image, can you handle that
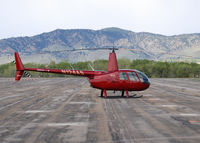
[14,52,24,81]
[107,50,118,72]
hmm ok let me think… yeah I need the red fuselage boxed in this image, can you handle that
[89,69,150,91]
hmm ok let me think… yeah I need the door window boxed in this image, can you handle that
[119,72,128,80]
[127,72,139,81]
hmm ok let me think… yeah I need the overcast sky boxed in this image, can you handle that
[0,0,200,39]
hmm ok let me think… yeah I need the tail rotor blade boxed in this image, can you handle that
[12,60,16,64]
[24,71,32,78]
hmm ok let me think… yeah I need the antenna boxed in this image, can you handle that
[88,63,94,71]
[70,64,74,70]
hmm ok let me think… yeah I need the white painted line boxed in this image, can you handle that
[24,110,53,113]
[147,98,162,101]
[69,102,96,104]
[145,94,154,96]
[0,95,22,101]
[134,135,200,141]
[79,93,89,95]
[81,88,91,90]
[0,122,88,128]
[0,100,22,111]
[44,122,87,127]
[155,113,200,117]
[64,89,75,93]
[179,114,200,116]
[161,105,180,107]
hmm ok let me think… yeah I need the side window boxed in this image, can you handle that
[119,72,128,80]
[127,72,139,81]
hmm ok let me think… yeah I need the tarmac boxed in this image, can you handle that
[0,78,200,143]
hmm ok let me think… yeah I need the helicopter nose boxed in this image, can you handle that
[143,81,150,89]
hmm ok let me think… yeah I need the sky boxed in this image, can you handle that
[0,0,200,39]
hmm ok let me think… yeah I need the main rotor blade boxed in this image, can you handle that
[50,47,119,52]
[26,47,119,54]
[118,47,200,59]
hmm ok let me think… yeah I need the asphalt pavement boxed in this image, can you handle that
[0,78,200,143]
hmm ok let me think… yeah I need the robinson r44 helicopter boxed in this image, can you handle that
[14,48,150,98]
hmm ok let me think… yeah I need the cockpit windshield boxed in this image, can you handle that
[135,71,149,83]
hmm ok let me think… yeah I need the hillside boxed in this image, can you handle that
[0,27,200,64]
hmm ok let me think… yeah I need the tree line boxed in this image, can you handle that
[0,59,200,78]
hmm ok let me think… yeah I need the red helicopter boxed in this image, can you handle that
[14,48,150,98]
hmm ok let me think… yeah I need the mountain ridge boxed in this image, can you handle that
[0,27,200,64]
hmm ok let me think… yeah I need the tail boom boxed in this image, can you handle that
[14,52,105,80]
[24,68,104,78]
